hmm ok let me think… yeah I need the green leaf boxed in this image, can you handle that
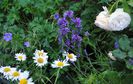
[128,0,133,7]
[122,0,131,14]
[118,35,130,51]
[126,60,133,70]
[128,49,133,57]
[18,0,31,7]
[112,49,126,59]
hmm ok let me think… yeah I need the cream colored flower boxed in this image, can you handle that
[33,56,48,67]
[108,51,116,61]
[15,53,26,61]
[95,6,131,31]
[51,59,69,68]
[108,8,131,31]
[63,51,77,62]
[95,6,110,30]
[34,49,48,58]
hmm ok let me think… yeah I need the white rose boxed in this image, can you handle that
[95,6,110,30]
[108,8,131,31]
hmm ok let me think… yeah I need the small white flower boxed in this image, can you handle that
[51,60,69,68]
[108,8,131,31]
[95,6,110,30]
[15,53,26,61]
[33,56,48,67]
[19,71,34,84]
[34,49,48,58]
[9,69,22,81]
[108,51,116,61]
[0,66,16,79]
[63,51,77,62]
[19,78,34,84]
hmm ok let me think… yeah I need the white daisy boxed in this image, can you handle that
[51,60,69,68]
[19,71,34,84]
[34,49,48,58]
[63,51,77,62]
[33,56,48,67]
[9,69,22,81]
[19,78,34,84]
[0,66,16,79]
[15,53,26,61]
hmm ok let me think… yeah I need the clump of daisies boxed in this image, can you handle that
[51,51,77,68]
[0,66,34,84]
[33,49,48,67]
[0,49,78,83]
[95,6,131,31]
[0,66,16,80]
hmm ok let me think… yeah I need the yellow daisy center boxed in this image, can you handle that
[18,56,23,60]
[19,78,28,84]
[37,57,44,63]
[57,62,64,67]
[12,71,20,77]
[67,54,73,59]
[4,67,11,72]
[38,51,43,56]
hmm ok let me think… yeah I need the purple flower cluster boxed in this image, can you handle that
[63,10,74,18]
[59,27,70,36]
[54,10,82,53]
[72,17,82,28]
[72,34,82,42]
[3,33,12,42]
[57,18,68,27]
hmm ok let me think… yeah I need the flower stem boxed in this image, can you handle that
[54,68,60,84]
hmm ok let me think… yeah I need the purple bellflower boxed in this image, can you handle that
[3,33,12,42]
[24,41,30,47]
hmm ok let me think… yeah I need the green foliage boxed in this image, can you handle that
[112,49,126,59]
[118,35,130,51]
[81,70,133,84]
[0,0,133,84]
